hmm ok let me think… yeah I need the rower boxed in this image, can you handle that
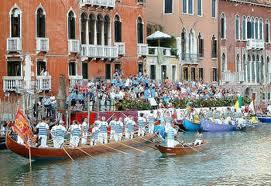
[114,117,124,142]
[98,116,108,144]
[81,118,89,145]
[137,113,146,136]
[109,116,117,140]
[36,117,50,148]
[69,120,81,147]
[125,116,135,139]
[165,123,178,148]
[194,131,203,146]
[147,111,156,134]
[91,122,100,146]
[164,111,172,131]
[51,120,66,148]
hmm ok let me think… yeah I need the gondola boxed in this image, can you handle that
[6,132,156,160]
[182,119,201,132]
[200,119,236,132]
[155,142,206,156]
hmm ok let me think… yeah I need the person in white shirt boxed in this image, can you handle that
[109,116,117,140]
[81,118,89,145]
[125,116,135,139]
[69,120,81,147]
[91,123,100,146]
[114,117,124,142]
[98,116,108,144]
[36,117,49,148]
[137,113,146,136]
[267,104,271,115]
[51,120,66,148]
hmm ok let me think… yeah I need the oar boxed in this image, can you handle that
[175,139,201,153]
[119,142,145,153]
[101,144,129,155]
[132,138,157,150]
[76,147,95,159]
[63,147,74,161]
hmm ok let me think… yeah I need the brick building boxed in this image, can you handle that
[0,0,147,98]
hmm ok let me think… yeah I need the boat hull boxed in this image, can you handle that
[182,119,201,132]
[6,133,156,160]
[201,119,236,132]
[257,116,271,123]
[0,136,6,150]
[155,144,204,156]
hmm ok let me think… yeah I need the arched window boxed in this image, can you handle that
[265,19,270,43]
[220,13,226,39]
[181,28,186,60]
[104,15,110,46]
[37,8,45,37]
[68,11,75,39]
[247,17,252,39]
[114,15,122,42]
[211,35,217,58]
[96,14,103,45]
[242,16,247,40]
[251,17,255,39]
[235,15,240,40]
[236,54,240,72]
[198,33,204,57]
[259,18,263,40]
[255,18,259,39]
[11,8,21,37]
[89,14,95,44]
[222,53,226,72]
[189,30,194,55]
[243,54,246,80]
[137,17,144,43]
[80,13,87,44]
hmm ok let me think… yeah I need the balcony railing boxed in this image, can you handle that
[36,76,51,91]
[81,45,118,59]
[36,37,49,52]
[148,47,177,57]
[68,39,80,53]
[115,42,125,56]
[3,76,23,92]
[181,53,200,64]
[137,43,148,56]
[222,72,236,83]
[236,71,245,82]
[80,0,115,8]
[246,39,265,50]
[7,37,22,53]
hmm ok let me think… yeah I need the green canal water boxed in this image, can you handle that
[0,125,271,186]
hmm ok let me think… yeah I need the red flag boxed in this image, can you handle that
[12,109,34,146]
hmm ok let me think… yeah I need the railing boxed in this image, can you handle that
[222,72,237,83]
[236,71,245,82]
[36,37,49,52]
[68,39,80,53]
[81,45,118,59]
[3,76,23,92]
[137,43,148,56]
[115,42,125,56]
[80,0,115,8]
[36,76,51,91]
[7,37,22,52]
[148,47,177,57]
[181,53,200,64]
[246,39,265,50]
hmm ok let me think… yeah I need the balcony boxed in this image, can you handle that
[7,37,22,53]
[68,39,80,54]
[80,0,115,8]
[236,71,245,82]
[36,37,49,52]
[81,45,118,59]
[137,43,148,56]
[115,42,125,56]
[3,76,23,92]
[36,76,51,91]
[148,47,177,57]
[181,53,200,64]
[246,39,265,50]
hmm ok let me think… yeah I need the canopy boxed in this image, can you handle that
[147,31,171,40]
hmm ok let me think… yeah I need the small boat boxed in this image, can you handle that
[257,116,271,123]
[0,136,6,150]
[6,132,156,160]
[182,119,201,132]
[155,142,205,156]
[200,119,236,132]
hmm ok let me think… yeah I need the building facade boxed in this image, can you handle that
[219,0,271,101]
[145,0,219,82]
[0,0,147,98]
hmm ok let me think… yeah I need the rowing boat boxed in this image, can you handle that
[6,132,156,160]
[200,119,236,132]
[182,119,201,132]
[257,116,271,123]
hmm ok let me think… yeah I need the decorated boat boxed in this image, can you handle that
[155,142,206,156]
[200,119,236,132]
[257,116,271,123]
[6,132,156,160]
[182,119,201,132]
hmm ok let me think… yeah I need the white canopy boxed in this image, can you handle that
[147,31,171,40]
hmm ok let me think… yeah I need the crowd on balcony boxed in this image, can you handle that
[66,71,237,112]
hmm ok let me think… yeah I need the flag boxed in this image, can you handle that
[12,109,34,146]
[234,100,240,111]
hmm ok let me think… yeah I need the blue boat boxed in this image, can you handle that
[182,119,201,132]
[257,116,271,123]
[200,119,236,132]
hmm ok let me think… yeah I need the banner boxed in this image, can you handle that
[12,109,34,146]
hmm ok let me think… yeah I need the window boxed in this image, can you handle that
[255,18,259,39]
[220,13,226,39]
[68,11,75,39]
[183,67,188,81]
[211,35,217,58]
[37,61,46,76]
[10,8,21,37]
[211,0,216,18]
[89,14,95,45]
[259,19,263,40]
[150,65,156,80]
[137,17,144,43]
[247,18,252,39]
[199,68,204,81]
[97,14,103,45]
[172,65,176,81]
[183,0,187,13]
[221,53,226,72]
[181,29,186,60]
[191,67,195,80]
[213,68,218,81]
[69,62,76,76]
[242,16,247,40]
[80,13,87,44]
[104,15,110,46]
[114,15,122,42]
[105,64,111,80]
[82,62,88,79]
[164,0,173,14]
[265,19,270,43]
[36,8,45,38]
[188,30,195,55]
[188,0,193,14]
[198,33,204,57]
[251,18,255,39]
[138,63,143,74]
[161,65,167,80]
[197,0,202,16]
[235,15,240,40]
[236,54,240,72]
[7,61,21,76]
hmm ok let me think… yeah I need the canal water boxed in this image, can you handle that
[1,125,271,186]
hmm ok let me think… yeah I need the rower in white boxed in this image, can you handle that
[81,118,89,145]
[69,120,81,147]
[125,116,135,139]
[98,116,108,144]
[51,120,66,148]
[109,116,117,140]
[147,111,156,134]
[114,117,124,142]
[165,123,178,148]
[138,113,146,136]
[36,117,50,148]
[91,123,100,146]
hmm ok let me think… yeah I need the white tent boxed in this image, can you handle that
[147,31,171,46]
